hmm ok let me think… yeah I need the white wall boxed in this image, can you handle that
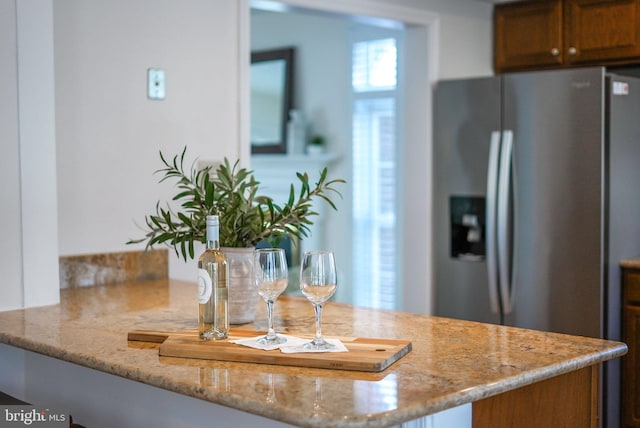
[438,12,494,79]
[0,0,59,311]
[399,0,493,79]
[54,0,246,281]
[0,0,23,311]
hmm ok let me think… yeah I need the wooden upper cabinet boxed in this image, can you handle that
[565,0,640,65]
[494,1,563,72]
[495,0,640,73]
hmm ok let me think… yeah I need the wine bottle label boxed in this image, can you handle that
[197,268,212,304]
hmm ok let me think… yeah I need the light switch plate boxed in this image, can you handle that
[147,68,166,100]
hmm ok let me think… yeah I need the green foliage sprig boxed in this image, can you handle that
[127,147,345,261]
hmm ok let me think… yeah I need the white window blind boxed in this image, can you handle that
[351,38,398,310]
[352,38,397,92]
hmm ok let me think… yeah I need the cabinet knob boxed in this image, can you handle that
[568,47,577,55]
[551,48,560,56]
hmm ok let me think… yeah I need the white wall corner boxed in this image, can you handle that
[0,0,24,311]
[17,0,60,308]
[238,0,252,168]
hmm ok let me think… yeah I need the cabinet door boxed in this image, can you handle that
[565,0,640,65]
[494,0,563,73]
[623,270,640,428]
[623,304,640,427]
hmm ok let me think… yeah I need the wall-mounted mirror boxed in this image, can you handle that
[250,47,294,154]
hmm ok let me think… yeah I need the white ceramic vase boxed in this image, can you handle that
[222,247,260,324]
[306,144,325,155]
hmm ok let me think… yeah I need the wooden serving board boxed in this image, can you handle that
[128,329,411,372]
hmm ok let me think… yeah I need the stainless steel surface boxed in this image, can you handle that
[497,130,513,315]
[434,67,640,427]
[604,72,640,428]
[606,72,640,339]
[502,68,604,338]
[433,76,501,325]
[486,131,501,314]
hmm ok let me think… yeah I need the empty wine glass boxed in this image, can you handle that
[299,250,337,350]
[254,248,289,345]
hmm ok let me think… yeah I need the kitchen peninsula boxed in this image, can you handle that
[0,279,627,427]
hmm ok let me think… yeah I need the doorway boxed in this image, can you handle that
[247,0,435,313]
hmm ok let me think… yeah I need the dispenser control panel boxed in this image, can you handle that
[450,196,485,261]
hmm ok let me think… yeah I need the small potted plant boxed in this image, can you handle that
[128,147,344,323]
[307,135,326,155]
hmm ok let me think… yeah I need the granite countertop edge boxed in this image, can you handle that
[0,279,629,428]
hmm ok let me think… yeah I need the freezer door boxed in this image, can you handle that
[433,77,502,324]
[502,68,604,338]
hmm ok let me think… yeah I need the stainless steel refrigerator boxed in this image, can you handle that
[433,67,640,428]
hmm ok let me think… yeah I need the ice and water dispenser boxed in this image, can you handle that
[450,196,485,261]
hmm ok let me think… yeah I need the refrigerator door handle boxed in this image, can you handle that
[486,131,502,314]
[497,130,514,314]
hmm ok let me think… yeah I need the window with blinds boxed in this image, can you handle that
[351,38,398,310]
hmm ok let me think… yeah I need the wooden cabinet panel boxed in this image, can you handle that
[494,1,563,72]
[566,0,640,65]
[494,0,640,73]
[473,366,598,428]
[622,268,640,428]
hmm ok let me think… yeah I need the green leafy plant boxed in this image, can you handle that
[309,135,325,146]
[127,147,345,261]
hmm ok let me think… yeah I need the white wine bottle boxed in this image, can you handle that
[197,215,229,340]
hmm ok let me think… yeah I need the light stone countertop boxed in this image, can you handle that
[0,279,627,427]
[621,258,640,269]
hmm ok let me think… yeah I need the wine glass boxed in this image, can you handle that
[254,248,289,345]
[299,250,337,350]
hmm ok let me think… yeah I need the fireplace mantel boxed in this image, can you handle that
[251,153,339,174]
